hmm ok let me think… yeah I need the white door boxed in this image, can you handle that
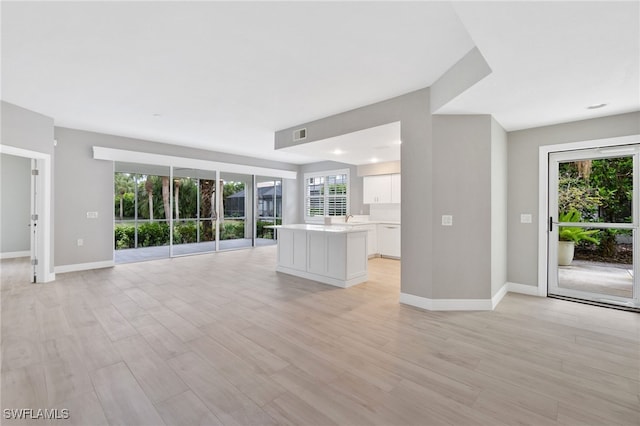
[548,146,639,309]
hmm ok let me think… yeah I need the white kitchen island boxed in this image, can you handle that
[273,224,368,288]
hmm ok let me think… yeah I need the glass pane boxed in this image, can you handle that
[256,176,282,247]
[199,177,217,243]
[220,172,252,251]
[327,174,347,195]
[171,168,216,256]
[114,163,170,263]
[307,177,324,196]
[556,226,633,299]
[558,157,633,224]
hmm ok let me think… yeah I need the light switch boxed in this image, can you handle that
[86,211,98,219]
[520,214,532,224]
[77,238,83,247]
[441,215,453,226]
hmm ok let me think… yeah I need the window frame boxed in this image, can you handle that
[304,168,350,223]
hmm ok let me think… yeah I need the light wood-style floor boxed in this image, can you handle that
[1,247,639,425]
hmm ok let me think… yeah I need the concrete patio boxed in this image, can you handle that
[558,260,633,298]
[115,238,277,264]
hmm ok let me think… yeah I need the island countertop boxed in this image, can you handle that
[269,224,368,233]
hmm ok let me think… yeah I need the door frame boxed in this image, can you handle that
[0,144,55,282]
[537,134,640,297]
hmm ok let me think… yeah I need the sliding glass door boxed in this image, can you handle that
[220,172,253,251]
[548,146,639,309]
[114,163,171,263]
[256,176,282,246]
[171,168,218,257]
[114,165,287,263]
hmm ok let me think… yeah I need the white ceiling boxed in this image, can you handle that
[2,2,638,165]
[440,1,640,130]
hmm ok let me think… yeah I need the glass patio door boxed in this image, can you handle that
[548,145,639,309]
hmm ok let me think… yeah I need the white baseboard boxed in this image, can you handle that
[506,282,540,296]
[400,282,542,312]
[491,283,508,309]
[399,292,493,311]
[42,272,56,283]
[55,260,114,274]
[0,250,30,259]
[276,266,367,288]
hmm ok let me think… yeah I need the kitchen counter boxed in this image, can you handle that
[274,224,368,288]
[271,224,367,233]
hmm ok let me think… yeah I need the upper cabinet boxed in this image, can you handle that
[363,174,400,204]
[391,173,401,203]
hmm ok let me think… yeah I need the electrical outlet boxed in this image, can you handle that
[86,211,98,219]
[441,215,453,226]
[77,238,83,247]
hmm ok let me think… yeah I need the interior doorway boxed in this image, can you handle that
[0,145,53,283]
[548,145,639,309]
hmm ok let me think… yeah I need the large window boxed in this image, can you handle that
[304,169,349,220]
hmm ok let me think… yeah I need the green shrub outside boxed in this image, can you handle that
[115,218,283,249]
[114,224,135,249]
[173,221,198,244]
[220,221,245,240]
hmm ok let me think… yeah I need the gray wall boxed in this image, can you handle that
[282,178,298,225]
[1,102,55,156]
[430,47,491,113]
[0,154,31,254]
[54,127,300,268]
[507,111,640,287]
[431,115,493,299]
[297,160,367,224]
[491,118,508,296]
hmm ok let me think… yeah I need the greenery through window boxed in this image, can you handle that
[304,170,349,219]
[558,156,633,262]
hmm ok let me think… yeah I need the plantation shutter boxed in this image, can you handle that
[305,176,325,217]
[326,173,347,216]
[304,171,349,218]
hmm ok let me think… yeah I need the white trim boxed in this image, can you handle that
[93,146,298,180]
[399,292,493,311]
[538,134,640,298]
[276,265,367,288]
[0,250,30,259]
[491,283,508,309]
[507,282,540,296]
[55,260,115,274]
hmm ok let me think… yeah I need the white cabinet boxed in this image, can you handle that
[377,224,401,258]
[363,174,400,204]
[352,224,377,257]
[363,175,391,204]
[276,226,368,288]
[277,229,307,271]
[391,174,401,203]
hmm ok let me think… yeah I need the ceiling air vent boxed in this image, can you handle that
[293,128,307,141]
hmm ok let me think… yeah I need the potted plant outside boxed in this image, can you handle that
[558,209,600,266]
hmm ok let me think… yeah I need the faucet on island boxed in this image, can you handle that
[345,214,354,223]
